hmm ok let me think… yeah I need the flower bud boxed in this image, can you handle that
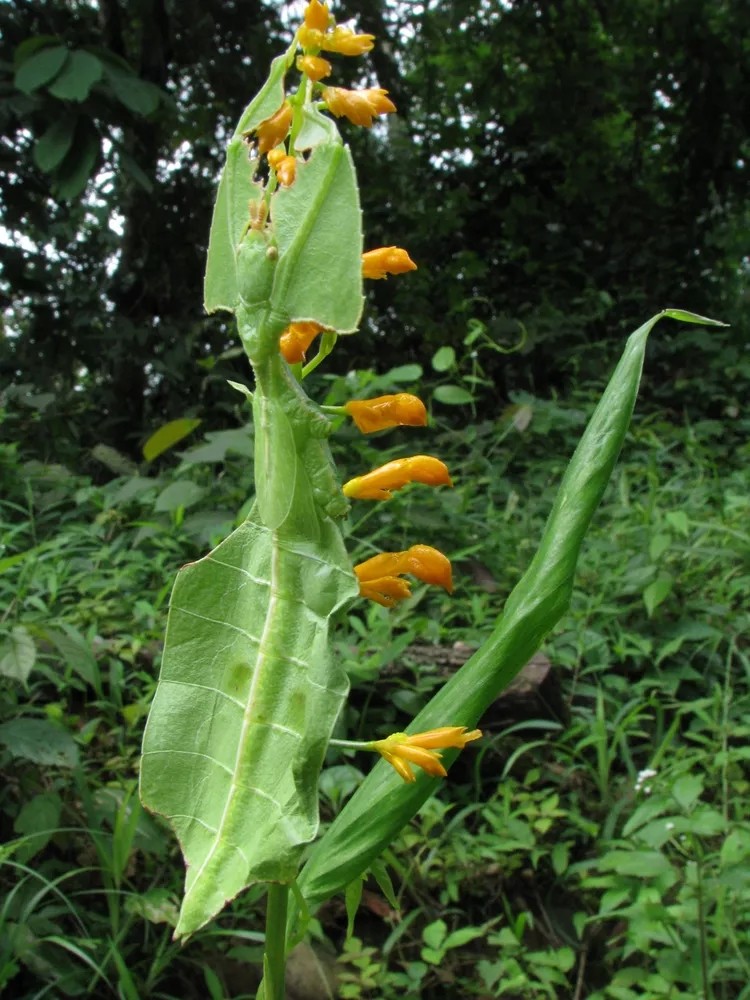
[303,0,330,32]
[296,54,333,82]
[267,148,296,186]
[279,321,324,364]
[255,102,293,154]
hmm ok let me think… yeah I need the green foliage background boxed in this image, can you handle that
[1,0,749,997]
[2,0,747,458]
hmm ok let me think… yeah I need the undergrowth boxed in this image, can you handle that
[1,369,748,999]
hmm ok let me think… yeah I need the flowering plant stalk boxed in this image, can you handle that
[139,3,722,996]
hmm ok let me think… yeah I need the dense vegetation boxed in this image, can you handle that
[1,0,748,997]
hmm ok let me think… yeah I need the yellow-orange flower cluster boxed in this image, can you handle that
[355,545,452,607]
[343,456,452,501]
[254,101,293,154]
[322,86,396,128]
[344,394,426,434]
[279,322,324,364]
[362,247,417,280]
[300,3,374,56]
[372,727,482,782]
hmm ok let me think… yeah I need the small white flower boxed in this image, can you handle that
[666,821,675,831]
[634,768,657,792]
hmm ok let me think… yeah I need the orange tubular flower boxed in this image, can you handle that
[362,247,417,280]
[267,148,296,186]
[343,456,452,501]
[372,727,482,783]
[321,26,375,56]
[355,545,452,598]
[322,87,396,128]
[255,102,293,154]
[344,393,426,434]
[296,54,332,82]
[304,0,330,31]
[279,321,324,364]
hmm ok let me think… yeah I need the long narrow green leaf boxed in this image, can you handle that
[290,309,725,926]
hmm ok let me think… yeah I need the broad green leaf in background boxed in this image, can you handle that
[33,115,77,172]
[288,309,726,928]
[643,574,674,617]
[154,480,206,513]
[13,792,63,864]
[0,626,36,683]
[101,61,161,114]
[53,121,99,200]
[142,417,202,461]
[47,50,102,101]
[431,346,456,372]
[0,718,79,768]
[433,384,474,405]
[14,45,69,93]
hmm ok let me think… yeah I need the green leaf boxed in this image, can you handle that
[13,792,63,863]
[384,363,423,383]
[47,50,102,101]
[643,574,673,617]
[271,142,363,335]
[179,428,254,464]
[671,773,703,812]
[344,877,364,939]
[142,418,202,461]
[0,718,79,768]
[53,121,99,199]
[665,510,689,536]
[599,850,674,878]
[102,62,160,114]
[431,346,456,372]
[14,45,69,94]
[0,626,36,683]
[369,857,398,909]
[433,384,474,405]
[204,55,288,314]
[33,115,77,172]
[154,480,206,512]
[141,357,359,938]
[291,310,715,924]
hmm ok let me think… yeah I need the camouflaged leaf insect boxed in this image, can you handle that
[140,58,364,937]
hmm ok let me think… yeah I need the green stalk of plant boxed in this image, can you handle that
[138,1,725,993]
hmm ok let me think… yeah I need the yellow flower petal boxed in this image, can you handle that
[358,575,412,608]
[371,727,482,783]
[344,393,426,434]
[322,86,396,128]
[254,102,293,154]
[343,456,452,501]
[320,26,375,57]
[279,322,324,364]
[362,247,417,280]
[355,545,452,594]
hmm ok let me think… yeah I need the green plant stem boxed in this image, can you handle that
[262,883,290,1000]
